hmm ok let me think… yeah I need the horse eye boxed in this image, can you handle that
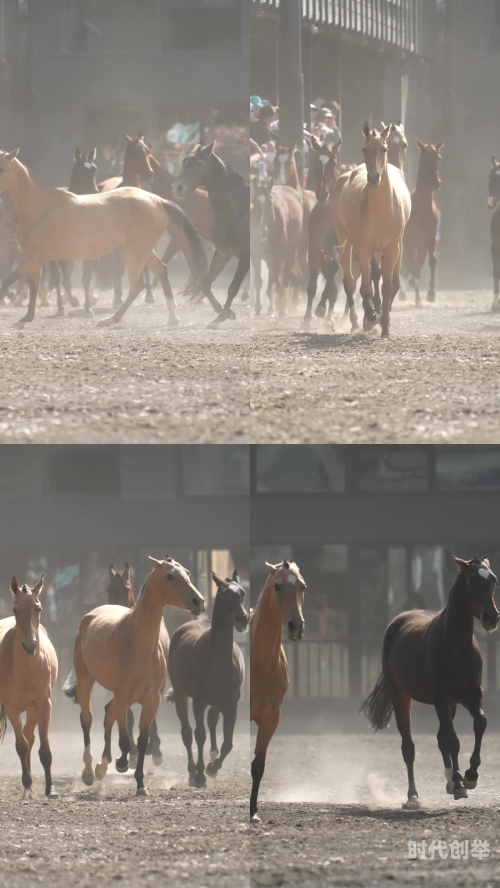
[300,584,306,592]
[167,574,174,581]
[274,583,281,592]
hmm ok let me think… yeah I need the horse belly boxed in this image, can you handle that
[46,214,126,262]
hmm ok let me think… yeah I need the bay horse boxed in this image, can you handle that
[106,563,162,766]
[167,569,248,787]
[0,576,58,799]
[487,156,500,311]
[251,177,303,316]
[333,123,411,337]
[0,148,207,327]
[361,556,499,808]
[273,144,316,310]
[303,135,342,326]
[63,556,205,796]
[403,139,443,306]
[172,142,250,326]
[250,560,306,823]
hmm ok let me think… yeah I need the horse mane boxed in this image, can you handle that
[136,568,153,602]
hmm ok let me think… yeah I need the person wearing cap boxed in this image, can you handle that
[250,103,278,147]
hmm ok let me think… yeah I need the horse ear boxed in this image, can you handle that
[109,564,115,579]
[232,569,239,584]
[265,561,279,574]
[435,140,444,152]
[32,576,44,599]
[454,556,470,571]
[416,139,426,151]
[11,577,20,596]
[205,141,215,154]
[283,560,290,569]
[75,147,82,160]
[147,555,162,567]
[482,557,491,567]
[310,135,322,152]
[6,147,19,161]
[362,121,371,139]
[89,147,97,162]
[211,571,223,587]
[380,123,391,142]
[125,135,133,143]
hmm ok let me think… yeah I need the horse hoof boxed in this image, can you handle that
[46,788,59,799]
[464,776,477,790]
[250,813,261,824]
[209,750,218,763]
[454,786,468,800]
[68,296,80,308]
[446,783,455,794]
[189,775,197,787]
[82,767,94,786]
[115,758,129,774]
[136,787,149,798]
[381,331,391,339]
[402,797,421,810]
[23,789,32,801]
[95,761,108,780]
[96,316,116,328]
[152,754,163,767]
[301,318,311,329]
[427,292,436,302]
[195,775,207,788]
[145,295,155,304]
[167,316,180,328]
[314,304,327,319]
[206,762,218,777]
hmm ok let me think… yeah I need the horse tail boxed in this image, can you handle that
[63,668,78,703]
[360,621,399,731]
[0,702,6,743]
[161,200,208,296]
[164,688,175,704]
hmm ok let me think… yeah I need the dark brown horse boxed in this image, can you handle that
[149,156,214,265]
[403,139,443,306]
[361,556,499,808]
[106,563,162,766]
[487,157,500,311]
[166,569,248,787]
[172,142,250,326]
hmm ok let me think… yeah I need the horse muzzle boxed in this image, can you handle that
[172,182,186,200]
[481,611,500,631]
[367,174,380,188]
[287,620,305,641]
[235,614,250,633]
[22,639,37,658]
[190,597,205,616]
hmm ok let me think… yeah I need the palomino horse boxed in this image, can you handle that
[370,122,408,309]
[250,560,306,823]
[64,556,205,796]
[361,556,499,808]
[106,563,162,766]
[333,123,411,336]
[172,142,250,326]
[303,135,342,326]
[403,139,443,306]
[0,576,58,799]
[167,569,248,787]
[0,148,207,326]
[487,157,500,311]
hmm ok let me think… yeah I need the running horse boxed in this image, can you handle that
[487,156,500,311]
[0,148,207,327]
[273,144,316,312]
[333,123,411,336]
[172,142,250,326]
[250,560,306,823]
[167,570,248,787]
[0,576,58,799]
[403,139,443,306]
[64,556,205,796]
[361,556,499,808]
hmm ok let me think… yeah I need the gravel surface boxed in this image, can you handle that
[0,702,249,888]
[251,730,500,886]
[0,285,249,443]
[250,289,500,443]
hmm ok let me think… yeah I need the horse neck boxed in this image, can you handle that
[388,144,404,171]
[209,594,235,659]
[7,159,53,230]
[120,153,142,188]
[69,173,98,195]
[251,576,283,664]
[126,572,165,647]
[13,625,40,670]
[442,573,474,644]
[416,157,437,192]
[286,159,301,193]
[204,154,232,215]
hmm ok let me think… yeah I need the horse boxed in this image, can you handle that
[0,576,58,799]
[333,123,411,337]
[166,569,248,787]
[250,560,306,823]
[303,135,342,326]
[273,144,316,310]
[63,556,205,796]
[251,177,303,317]
[106,563,162,766]
[172,142,250,326]
[361,556,499,808]
[148,155,214,265]
[402,139,443,306]
[0,148,207,327]
[487,156,500,311]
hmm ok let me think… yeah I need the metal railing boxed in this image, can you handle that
[251,0,422,54]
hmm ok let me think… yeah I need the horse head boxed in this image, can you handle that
[172,141,215,199]
[70,147,98,195]
[362,122,391,188]
[416,139,443,191]
[265,560,306,641]
[107,563,134,608]
[381,121,408,171]
[211,569,249,633]
[454,556,499,631]
[124,133,154,183]
[308,134,341,202]
[11,576,44,658]
[273,144,297,186]
[147,555,205,616]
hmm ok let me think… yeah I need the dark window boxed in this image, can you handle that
[356,447,430,491]
[436,446,500,489]
[256,445,346,492]
[48,449,120,494]
[166,2,240,51]
[183,445,249,495]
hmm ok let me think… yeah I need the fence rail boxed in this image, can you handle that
[251,0,422,54]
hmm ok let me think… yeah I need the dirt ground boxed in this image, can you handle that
[0,278,249,444]
[250,289,500,444]
[0,701,249,888]
[250,727,500,887]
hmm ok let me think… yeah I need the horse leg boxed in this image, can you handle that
[134,693,161,796]
[358,254,378,331]
[192,696,208,788]
[441,702,456,793]
[206,706,220,762]
[82,260,94,315]
[339,242,359,333]
[23,706,37,778]
[6,708,32,799]
[304,242,321,327]
[146,717,162,765]
[61,260,79,309]
[143,250,179,326]
[252,255,263,317]
[174,688,197,785]
[435,696,467,800]
[0,267,21,304]
[464,687,487,790]
[209,251,249,327]
[127,708,138,765]
[15,267,42,326]
[251,710,280,823]
[201,249,230,315]
[143,268,154,304]
[380,245,399,338]
[74,631,95,786]
[427,249,437,301]
[371,258,382,315]
[392,690,420,809]
[413,245,426,307]
[95,698,115,780]
[96,249,145,327]
[37,697,57,798]
[206,703,237,777]
[318,267,338,328]
[114,701,132,774]
[492,244,500,311]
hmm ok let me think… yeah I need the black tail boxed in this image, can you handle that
[63,668,78,703]
[360,620,399,730]
[162,200,208,295]
[0,702,6,743]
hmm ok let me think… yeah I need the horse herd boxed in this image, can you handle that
[0,135,250,328]
[0,552,496,821]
